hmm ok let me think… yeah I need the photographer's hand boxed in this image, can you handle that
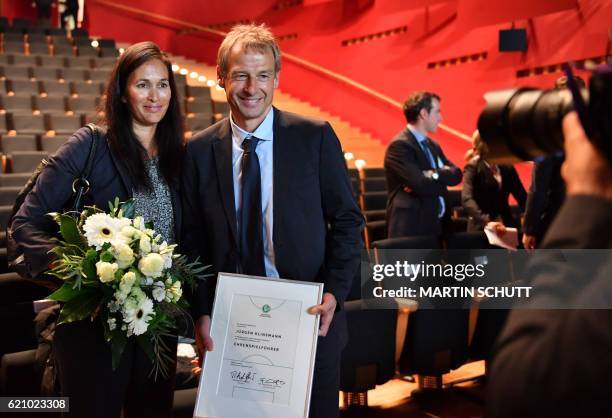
[562,112,612,199]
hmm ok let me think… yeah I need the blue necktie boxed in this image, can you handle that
[240,136,266,276]
[419,140,446,218]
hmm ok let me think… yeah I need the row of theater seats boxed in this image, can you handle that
[0,22,118,58]
[338,169,523,405]
[0,53,115,69]
[339,230,523,407]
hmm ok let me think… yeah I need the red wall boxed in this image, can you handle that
[3,0,610,177]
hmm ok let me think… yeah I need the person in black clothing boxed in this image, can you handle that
[488,111,612,418]
[462,130,526,235]
[385,91,462,238]
[61,0,79,29]
[11,42,184,418]
[521,154,565,248]
[521,75,585,249]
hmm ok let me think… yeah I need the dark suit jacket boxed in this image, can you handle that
[488,195,612,418]
[523,154,565,242]
[181,108,364,320]
[461,158,527,230]
[384,128,462,237]
[12,126,182,279]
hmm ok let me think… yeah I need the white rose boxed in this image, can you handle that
[96,261,118,283]
[138,253,165,278]
[120,271,136,290]
[121,225,140,240]
[139,235,152,255]
[111,243,135,269]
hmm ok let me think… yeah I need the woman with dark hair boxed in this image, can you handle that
[462,130,527,236]
[11,41,184,418]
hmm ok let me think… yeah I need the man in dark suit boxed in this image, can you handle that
[488,112,612,417]
[181,24,363,418]
[521,154,565,248]
[385,91,462,238]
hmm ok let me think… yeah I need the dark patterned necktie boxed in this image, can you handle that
[239,136,266,276]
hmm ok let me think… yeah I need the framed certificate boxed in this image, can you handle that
[194,273,323,418]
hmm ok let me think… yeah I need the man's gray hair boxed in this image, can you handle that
[217,23,281,79]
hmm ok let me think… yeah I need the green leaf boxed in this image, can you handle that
[121,199,136,219]
[48,282,81,302]
[56,214,86,247]
[56,287,101,325]
[100,251,113,263]
[110,332,128,371]
[82,249,97,281]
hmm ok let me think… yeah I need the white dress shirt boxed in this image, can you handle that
[230,109,279,277]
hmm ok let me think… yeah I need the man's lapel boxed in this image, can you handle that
[212,119,239,247]
[272,107,287,247]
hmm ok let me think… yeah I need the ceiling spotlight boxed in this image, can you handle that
[179,68,188,75]
[118,48,125,54]
[344,152,354,161]
[354,159,366,170]
[172,64,180,72]
[190,71,198,79]
[198,75,207,82]
[91,40,99,47]
[206,79,215,87]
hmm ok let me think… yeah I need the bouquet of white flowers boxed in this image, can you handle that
[47,198,206,378]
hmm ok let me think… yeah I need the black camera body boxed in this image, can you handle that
[477,65,612,164]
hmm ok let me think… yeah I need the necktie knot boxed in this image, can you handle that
[242,136,260,154]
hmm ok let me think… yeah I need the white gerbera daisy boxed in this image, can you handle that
[83,214,131,250]
[123,296,154,336]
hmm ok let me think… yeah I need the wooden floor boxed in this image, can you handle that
[340,361,486,418]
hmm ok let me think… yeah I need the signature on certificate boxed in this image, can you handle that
[230,370,256,384]
[259,377,286,388]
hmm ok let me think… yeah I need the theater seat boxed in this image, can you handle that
[373,236,470,394]
[340,300,398,408]
[361,191,386,212]
[364,220,386,248]
[446,231,511,363]
[0,349,40,396]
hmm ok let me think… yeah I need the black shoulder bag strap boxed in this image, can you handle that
[70,123,99,213]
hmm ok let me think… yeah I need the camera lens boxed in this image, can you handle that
[478,87,580,163]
